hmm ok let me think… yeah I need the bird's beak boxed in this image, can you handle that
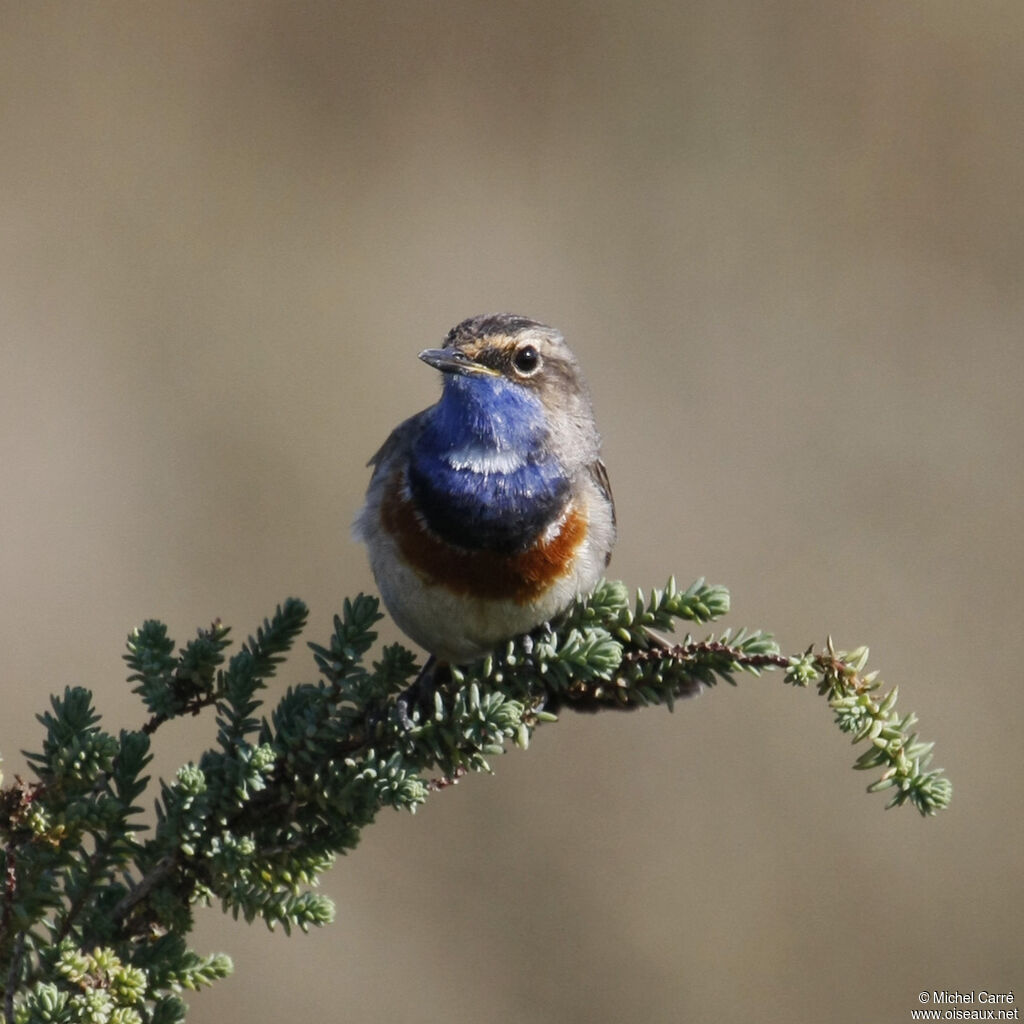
[419,348,500,377]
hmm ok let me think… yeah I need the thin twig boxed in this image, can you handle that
[105,854,178,933]
[4,932,25,1024]
[623,639,791,671]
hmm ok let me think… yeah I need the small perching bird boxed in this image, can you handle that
[354,313,615,664]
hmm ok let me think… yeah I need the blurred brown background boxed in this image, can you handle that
[1,3,1021,1022]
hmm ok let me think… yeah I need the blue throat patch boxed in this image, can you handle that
[409,374,570,553]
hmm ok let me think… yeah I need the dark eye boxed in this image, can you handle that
[512,344,541,376]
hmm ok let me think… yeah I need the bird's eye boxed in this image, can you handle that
[512,344,541,376]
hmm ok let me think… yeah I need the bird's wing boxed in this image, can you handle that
[588,458,616,530]
[366,408,430,472]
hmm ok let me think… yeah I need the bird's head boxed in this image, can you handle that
[418,314,599,466]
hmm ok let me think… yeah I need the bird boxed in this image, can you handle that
[354,313,616,665]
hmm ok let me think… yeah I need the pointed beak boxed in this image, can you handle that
[419,348,500,377]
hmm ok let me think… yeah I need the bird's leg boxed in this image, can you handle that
[394,656,450,730]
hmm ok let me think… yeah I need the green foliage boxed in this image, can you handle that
[11,939,230,1024]
[0,579,951,1022]
[784,639,954,814]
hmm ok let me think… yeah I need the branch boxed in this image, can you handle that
[0,578,952,1023]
